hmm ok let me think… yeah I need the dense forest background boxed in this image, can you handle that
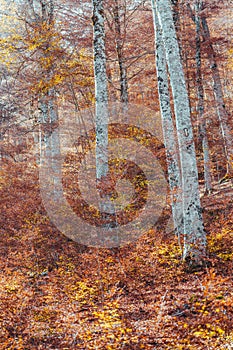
[0,0,233,349]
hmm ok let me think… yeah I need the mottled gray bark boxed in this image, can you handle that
[32,0,62,199]
[201,15,233,175]
[187,2,233,176]
[151,0,184,241]
[92,0,116,233]
[194,0,212,193]
[171,0,182,55]
[39,90,62,201]
[156,0,206,263]
[92,0,110,182]
[113,0,129,106]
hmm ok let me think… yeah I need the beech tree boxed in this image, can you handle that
[92,0,109,183]
[187,1,233,179]
[201,13,233,178]
[194,0,212,193]
[110,0,129,106]
[151,0,183,243]
[92,0,116,231]
[22,0,60,172]
[104,0,154,105]
[155,0,206,263]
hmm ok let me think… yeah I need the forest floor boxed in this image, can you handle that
[0,160,233,349]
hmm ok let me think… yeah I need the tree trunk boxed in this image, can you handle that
[39,88,61,195]
[31,0,62,199]
[92,0,116,232]
[201,14,233,177]
[171,0,182,55]
[92,0,110,182]
[187,2,233,177]
[113,0,129,107]
[156,0,206,264]
[151,0,184,242]
[194,0,212,194]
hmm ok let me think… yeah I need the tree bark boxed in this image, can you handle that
[92,0,110,182]
[201,14,233,176]
[113,0,129,107]
[156,0,206,264]
[92,0,116,233]
[187,2,233,177]
[151,0,184,242]
[194,0,212,194]
[31,0,62,199]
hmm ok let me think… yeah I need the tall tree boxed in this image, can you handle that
[151,0,184,244]
[92,0,110,184]
[92,0,116,232]
[112,0,128,106]
[194,0,212,193]
[187,1,233,179]
[24,0,60,171]
[104,0,154,106]
[201,13,233,178]
[156,0,206,264]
